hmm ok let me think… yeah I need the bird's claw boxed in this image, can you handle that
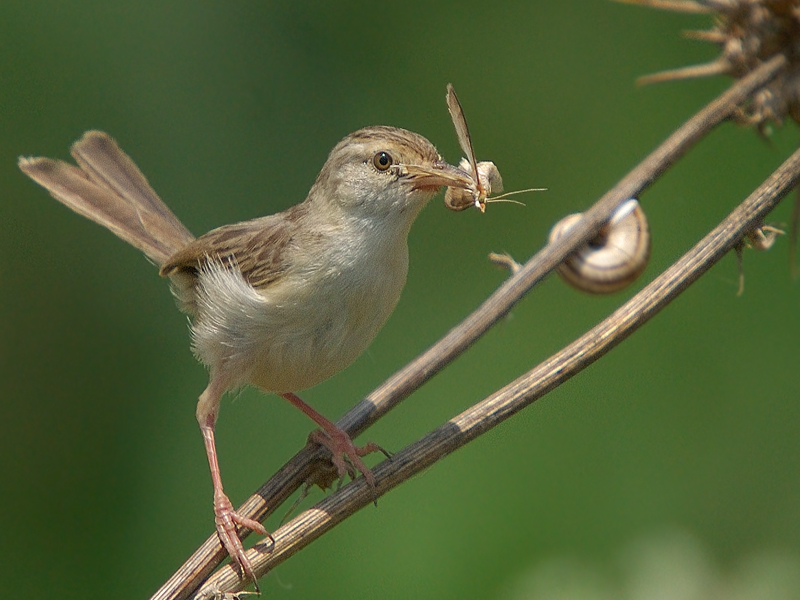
[308,429,389,503]
[213,491,269,591]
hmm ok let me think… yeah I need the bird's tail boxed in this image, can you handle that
[19,131,195,266]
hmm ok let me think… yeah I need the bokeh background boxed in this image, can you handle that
[2,2,800,599]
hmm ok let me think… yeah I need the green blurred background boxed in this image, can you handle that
[2,2,800,598]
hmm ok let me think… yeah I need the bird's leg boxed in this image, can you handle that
[197,383,268,588]
[279,392,389,496]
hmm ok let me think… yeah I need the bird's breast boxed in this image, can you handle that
[190,229,410,393]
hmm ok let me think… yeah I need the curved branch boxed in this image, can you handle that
[197,137,800,598]
[151,54,788,600]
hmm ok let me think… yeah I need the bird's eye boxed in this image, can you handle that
[373,151,393,171]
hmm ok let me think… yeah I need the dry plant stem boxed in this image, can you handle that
[152,54,787,600]
[196,140,800,598]
[613,0,714,14]
[349,53,786,433]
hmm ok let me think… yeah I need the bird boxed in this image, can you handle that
[18,126,474,586]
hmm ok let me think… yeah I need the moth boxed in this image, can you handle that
[444,84,542,212]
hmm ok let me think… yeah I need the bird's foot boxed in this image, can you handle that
[213,491,270,590]
[308,428,390,501]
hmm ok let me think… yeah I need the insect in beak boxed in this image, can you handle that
[443,84,545,212]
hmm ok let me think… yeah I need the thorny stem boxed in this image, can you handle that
[152,54,789,600]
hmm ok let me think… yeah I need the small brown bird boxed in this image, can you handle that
[19,127,473,585]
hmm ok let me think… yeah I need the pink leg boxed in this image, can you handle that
[280,392,388,496]
[197,383,268,588]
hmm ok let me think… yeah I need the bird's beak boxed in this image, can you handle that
[400,161,474,192]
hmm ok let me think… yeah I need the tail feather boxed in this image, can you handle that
[19,131,195,266]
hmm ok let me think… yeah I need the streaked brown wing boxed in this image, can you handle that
[160,203,308,289]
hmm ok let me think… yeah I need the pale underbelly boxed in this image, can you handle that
[188,260,405,393]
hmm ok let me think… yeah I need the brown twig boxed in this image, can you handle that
[151,54,788,600]
[196,120,800,599]
[612,0,715,14]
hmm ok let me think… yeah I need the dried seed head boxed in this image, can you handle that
[624,0,800,131]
